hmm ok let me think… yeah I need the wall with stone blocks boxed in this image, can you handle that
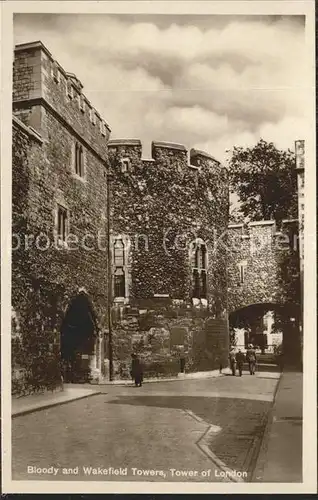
[107,139,229,376]
[12,77,110,387]
[227,220,300,314]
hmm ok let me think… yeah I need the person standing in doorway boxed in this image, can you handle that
[131,353,143,387]
[236,349,245,377]
[229,347,237,376]
[246,344,257,375]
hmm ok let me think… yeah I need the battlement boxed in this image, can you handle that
[108,139,222,171]
[108,139,141,147]
[228,219,298,247]
[13,41,111,159]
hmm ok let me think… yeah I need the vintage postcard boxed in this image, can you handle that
[1,0,316,495]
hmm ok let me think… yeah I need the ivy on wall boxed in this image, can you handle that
[109,146,229,313]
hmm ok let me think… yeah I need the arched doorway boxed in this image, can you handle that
[229,302,301,368]
[60,292,98,383]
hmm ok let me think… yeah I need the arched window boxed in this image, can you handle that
[113,239,126,298]
[75,142,84,177]
[190,240,207,299]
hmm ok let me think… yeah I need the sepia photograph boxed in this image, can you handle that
[1,0,316,495]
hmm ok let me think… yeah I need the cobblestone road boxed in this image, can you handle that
[12,371,279,483]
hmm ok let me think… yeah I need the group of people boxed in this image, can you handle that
[228,344,257,377]
[130,345,257,385]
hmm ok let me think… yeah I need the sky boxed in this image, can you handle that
[13,14,307,164]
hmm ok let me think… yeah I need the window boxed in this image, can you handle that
[57,205,68,242]
[238,261,247,284]
[113,239,126,298]
[120,158,130,173]
[190,241,207,299]
[114,268,125,298]
[74,142,84,177]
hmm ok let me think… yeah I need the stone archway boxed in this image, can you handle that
[60,292,98,383]
[229,302,301,367]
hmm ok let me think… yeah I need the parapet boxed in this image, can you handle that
[108,139,142,148]
[108,138,223,172]
[190,148,220,164]
[152,141,187,152]
[13,41,111,155]
[228,220,277,242]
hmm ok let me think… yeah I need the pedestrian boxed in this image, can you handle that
[229,347,237,376]
[131,353,143,387]
[236,349,245,377]
[246,344,257,375]
[180,354,185,373]
[215,353,223,374]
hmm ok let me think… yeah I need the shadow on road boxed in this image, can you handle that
[106,394,270,476]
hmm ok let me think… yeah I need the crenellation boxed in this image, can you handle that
[13,41,111,160]
[108,139,224,175]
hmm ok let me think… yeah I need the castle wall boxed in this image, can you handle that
[107,140,230,377]
[12,40,301,383]
[12,42,112,390]
[13,41,110,159]
[227,219,300,363]
[227,220,299,313]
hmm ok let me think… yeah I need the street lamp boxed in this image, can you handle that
[106,170,115,381]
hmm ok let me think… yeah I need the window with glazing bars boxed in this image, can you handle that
[114,239,126,298]
[191,242,207,299]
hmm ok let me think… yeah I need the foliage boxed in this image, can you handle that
[109,145,229,317]
[11,281,64,396]
[276,247,301,310]
[229,139,298,224]
[142,354,180,378]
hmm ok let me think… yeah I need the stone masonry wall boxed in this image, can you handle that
[227,220,300,313]
[107,140,230,377]
[12,42,111,390]
[13,42,110,159]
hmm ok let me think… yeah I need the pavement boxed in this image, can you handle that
[12,387,101,417]
[12,369,282,483]
[252,370,303,483]
[99,368,226,385]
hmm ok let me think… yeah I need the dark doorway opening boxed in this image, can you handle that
[60,293,97,383]
[229,302,301,369]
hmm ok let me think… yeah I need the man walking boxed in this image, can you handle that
[229,347,237,376]
[236,349,245,377]
[246,344,257,375]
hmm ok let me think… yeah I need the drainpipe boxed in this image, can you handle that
[106,171,114,381]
